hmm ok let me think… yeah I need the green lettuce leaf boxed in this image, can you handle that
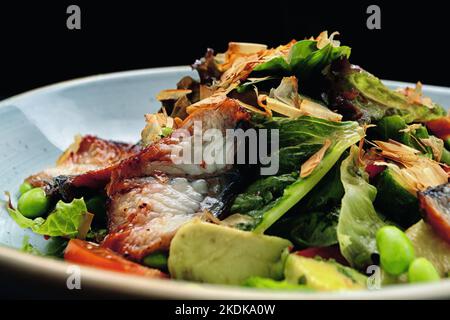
[289,209,339,248]
[289,41,351,81]
[231,116,364,233]
[267,162,343,247]
[328,59,447,123]
[253,40,350,81]
[253,57,291,75]
[338,146,386,269]
[240,39,350,94]
[231,173,298,215]
[7,198,88,238]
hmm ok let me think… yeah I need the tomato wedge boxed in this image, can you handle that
[64,239,167,278]
[426,117,450,141]
[365,162,385,179]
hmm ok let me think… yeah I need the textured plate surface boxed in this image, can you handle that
[0,67,449,299]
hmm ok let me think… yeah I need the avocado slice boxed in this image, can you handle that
[406,220,450,277]
[284,254,367,291]
[168,220,292,285]
[374,168,420,228]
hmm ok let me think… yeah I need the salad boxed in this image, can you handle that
[5,31,450,292]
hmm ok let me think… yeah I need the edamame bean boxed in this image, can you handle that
[19,182,33,195]
[376,226,415,276]
[17,188,49,218]
[408,257,440,283]
[143,251,168,270]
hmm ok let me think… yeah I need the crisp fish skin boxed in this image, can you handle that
[103,98,249,260]
[26,135,140,192]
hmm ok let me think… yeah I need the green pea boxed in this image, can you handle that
[17,188,49,218]
[408,258,440,283]
[19,182,33,195]
[376,226,415,276]
[143,251,168,270]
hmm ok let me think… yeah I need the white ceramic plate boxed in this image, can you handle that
[1,67,449,299]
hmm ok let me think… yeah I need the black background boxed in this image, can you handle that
[0,1,448,100]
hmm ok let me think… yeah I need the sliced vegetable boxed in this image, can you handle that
[371,139,449,228]
[284,254,366,291]
[375,115,449,164]
[371,140,448,192]
[338,146,386,268]
[64,239,166,278]
[376,226,415,276]
[374,168,421,228]
[168,220,292,285]
[243,277,312,290]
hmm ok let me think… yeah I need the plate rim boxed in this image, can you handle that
[1,245,449,299]
[1,66,450,108]
[1,66,449,299]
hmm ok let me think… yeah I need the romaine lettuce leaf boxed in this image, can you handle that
[253,57,291,75]
[338,146,386,268]
[252,40,350,81]
[240,38,350,95]
[267,162,343,247]
[231,116,364,233]
[289,209,339,248]
[7,198,89,238]
[231,173,298,215]
[289,41,351,81]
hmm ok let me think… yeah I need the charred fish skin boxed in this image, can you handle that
[107,98,250,188]
[24,135,140,202]
[102,98,251,261]
[419,183,450,244]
